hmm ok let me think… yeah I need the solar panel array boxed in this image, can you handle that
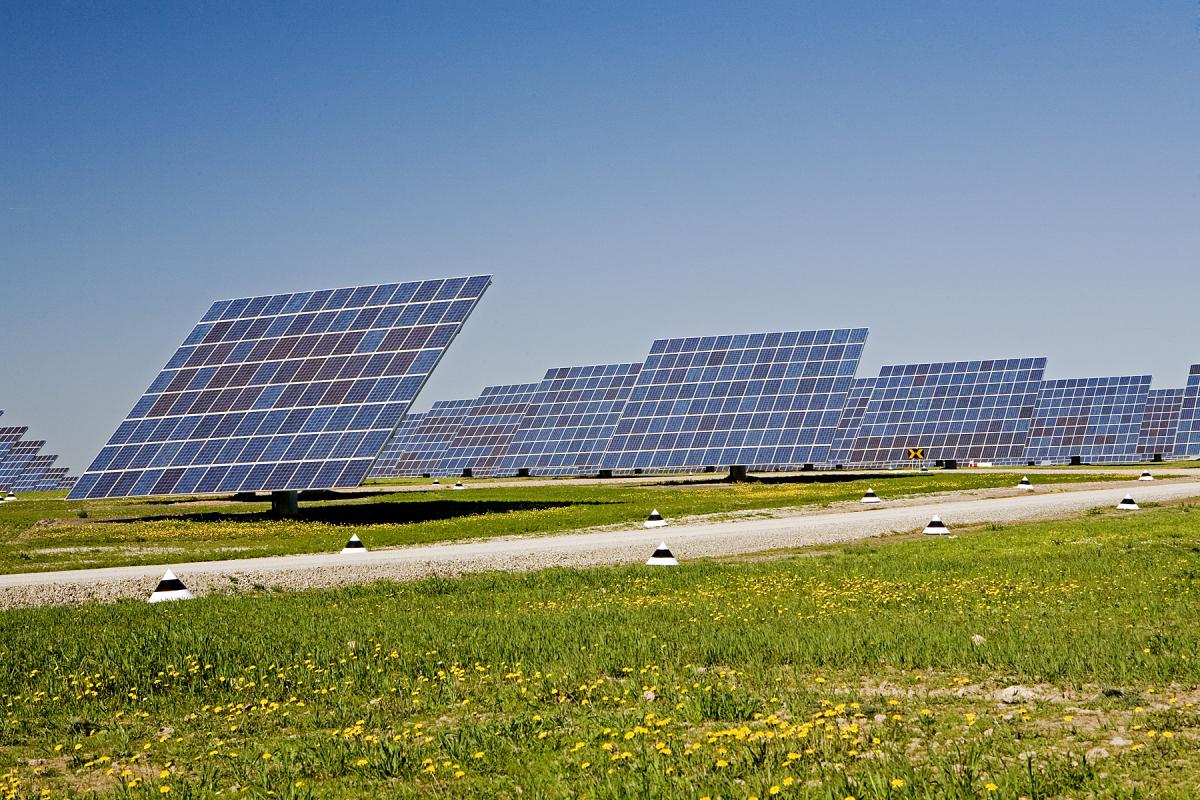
[1136,388,1185,459]
[499,363,642,476]
[12,454,59,492]
[68,276,491,499]
[437,383,542,476]
[33,467,72,491]
[827,377,877,466]
[1174,365,1200,458]
[844,358,1047,466]
[366,412,426,476]
[600,329,868,472]
[0,441,46,491]
[369,399,476,478]
[1025,376,1151,464]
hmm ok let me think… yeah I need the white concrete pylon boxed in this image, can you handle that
[922,516,950,535]
[860,488,882,504]
[341,534,368,554]
[148,569,194,603]
[645,542,678,566]
[1138,471,1154,482]
[643,509,667,528]
[1018,476,1033,490]
[452,482,465,490]
[1116,495,1139,511]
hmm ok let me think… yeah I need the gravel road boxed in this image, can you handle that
[3,481,1198,609]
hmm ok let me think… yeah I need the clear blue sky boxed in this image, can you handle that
[3,1,1198,471]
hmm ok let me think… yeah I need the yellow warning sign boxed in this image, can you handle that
[907,448,926,460]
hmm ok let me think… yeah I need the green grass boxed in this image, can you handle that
[2,502,1199,798]
[0,472,1129,574]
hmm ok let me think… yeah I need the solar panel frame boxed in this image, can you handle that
[1136,387,1185,459]
[68,275,491,499]
[435,383,542,476]
[369,398,476,478]
[498,362,643,476]
[845,357,1047,466]
[1024,376,1151,464]
[601,328,869,472]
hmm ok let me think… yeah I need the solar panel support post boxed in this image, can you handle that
[597,470,613,479]
[271,490,299,517]
[516,468,530,478]
[943,460,958,470]
[461,468,473,478]
[728,465,748,481]
[1153,454,1163,462]
[1069,456,1082,466]
[802,463,814,472]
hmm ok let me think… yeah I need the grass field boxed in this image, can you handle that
[0,472,1130,575]
[1,501,1198,798]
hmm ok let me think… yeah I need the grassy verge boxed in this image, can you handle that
[0,473,1131,574]
[1,503,1199,798]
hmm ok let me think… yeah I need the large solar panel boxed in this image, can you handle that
[32,467,72,492]
[12,454,59,492]
[601,329,869,472]
[0,427,29,467]
[366,412,426,476]
[0,441,46,491]
[845,357,1047,466]
[369,398,475,478]
[498,362,642,476]
[1025,376,1151,464]
[68,275,491,499]
[436,383,542,476]
[828,376,877,466]
[1174,365,1200,458]
[1136,388,1185,460]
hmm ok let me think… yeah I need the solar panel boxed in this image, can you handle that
[68,275,492,500]
[1025,376,1151,464]
[12,454,59,492]
[1136,388,1185,460]
[0,441,46,491]
[845,357,1047,466]
[32,467,71,492]
[436,383,542,476]
[601,329,869,472]
[0,427,29,468]
[1174,365,1200,458]
[498,362,642,476]
[369,398,476,478]
[366,412,426,476]
[828,376,877,466]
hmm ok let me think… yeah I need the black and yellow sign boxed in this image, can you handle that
[906,448,926,460]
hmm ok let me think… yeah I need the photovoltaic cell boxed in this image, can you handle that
[33,467,71,492]
[1025,376,1151,464]
[846,357,1047,466]
[1174,365,1200,458]
[68,275,491,499]
[601,329,869,472]
[366,412,426,476]
[828,377,877,466]
[369,399,475,478]
[436,383,542,476]
[498,363,642,476]
[1136,388,1185,460]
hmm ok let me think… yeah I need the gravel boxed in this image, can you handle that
[2,480,1198,609]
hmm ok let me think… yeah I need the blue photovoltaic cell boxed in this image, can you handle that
[12,454,58,492]
[1025,376,1151,464]
[828,377,877,466]
[846,357,1047,465]
[68,275,491,499]
[0,441,45,491]
[436,383,542,476]
[1136,388,1185,459]
[369,399,476,478]
[1174,365,1200,458]
[601,328,869,472]
[33,467,71,492]
[498,363,642,476]
[0,427,29,469]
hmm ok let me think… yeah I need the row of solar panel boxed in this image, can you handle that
[371,349,1200,478]
[64,276,1200,500]
[0,414,76,492]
